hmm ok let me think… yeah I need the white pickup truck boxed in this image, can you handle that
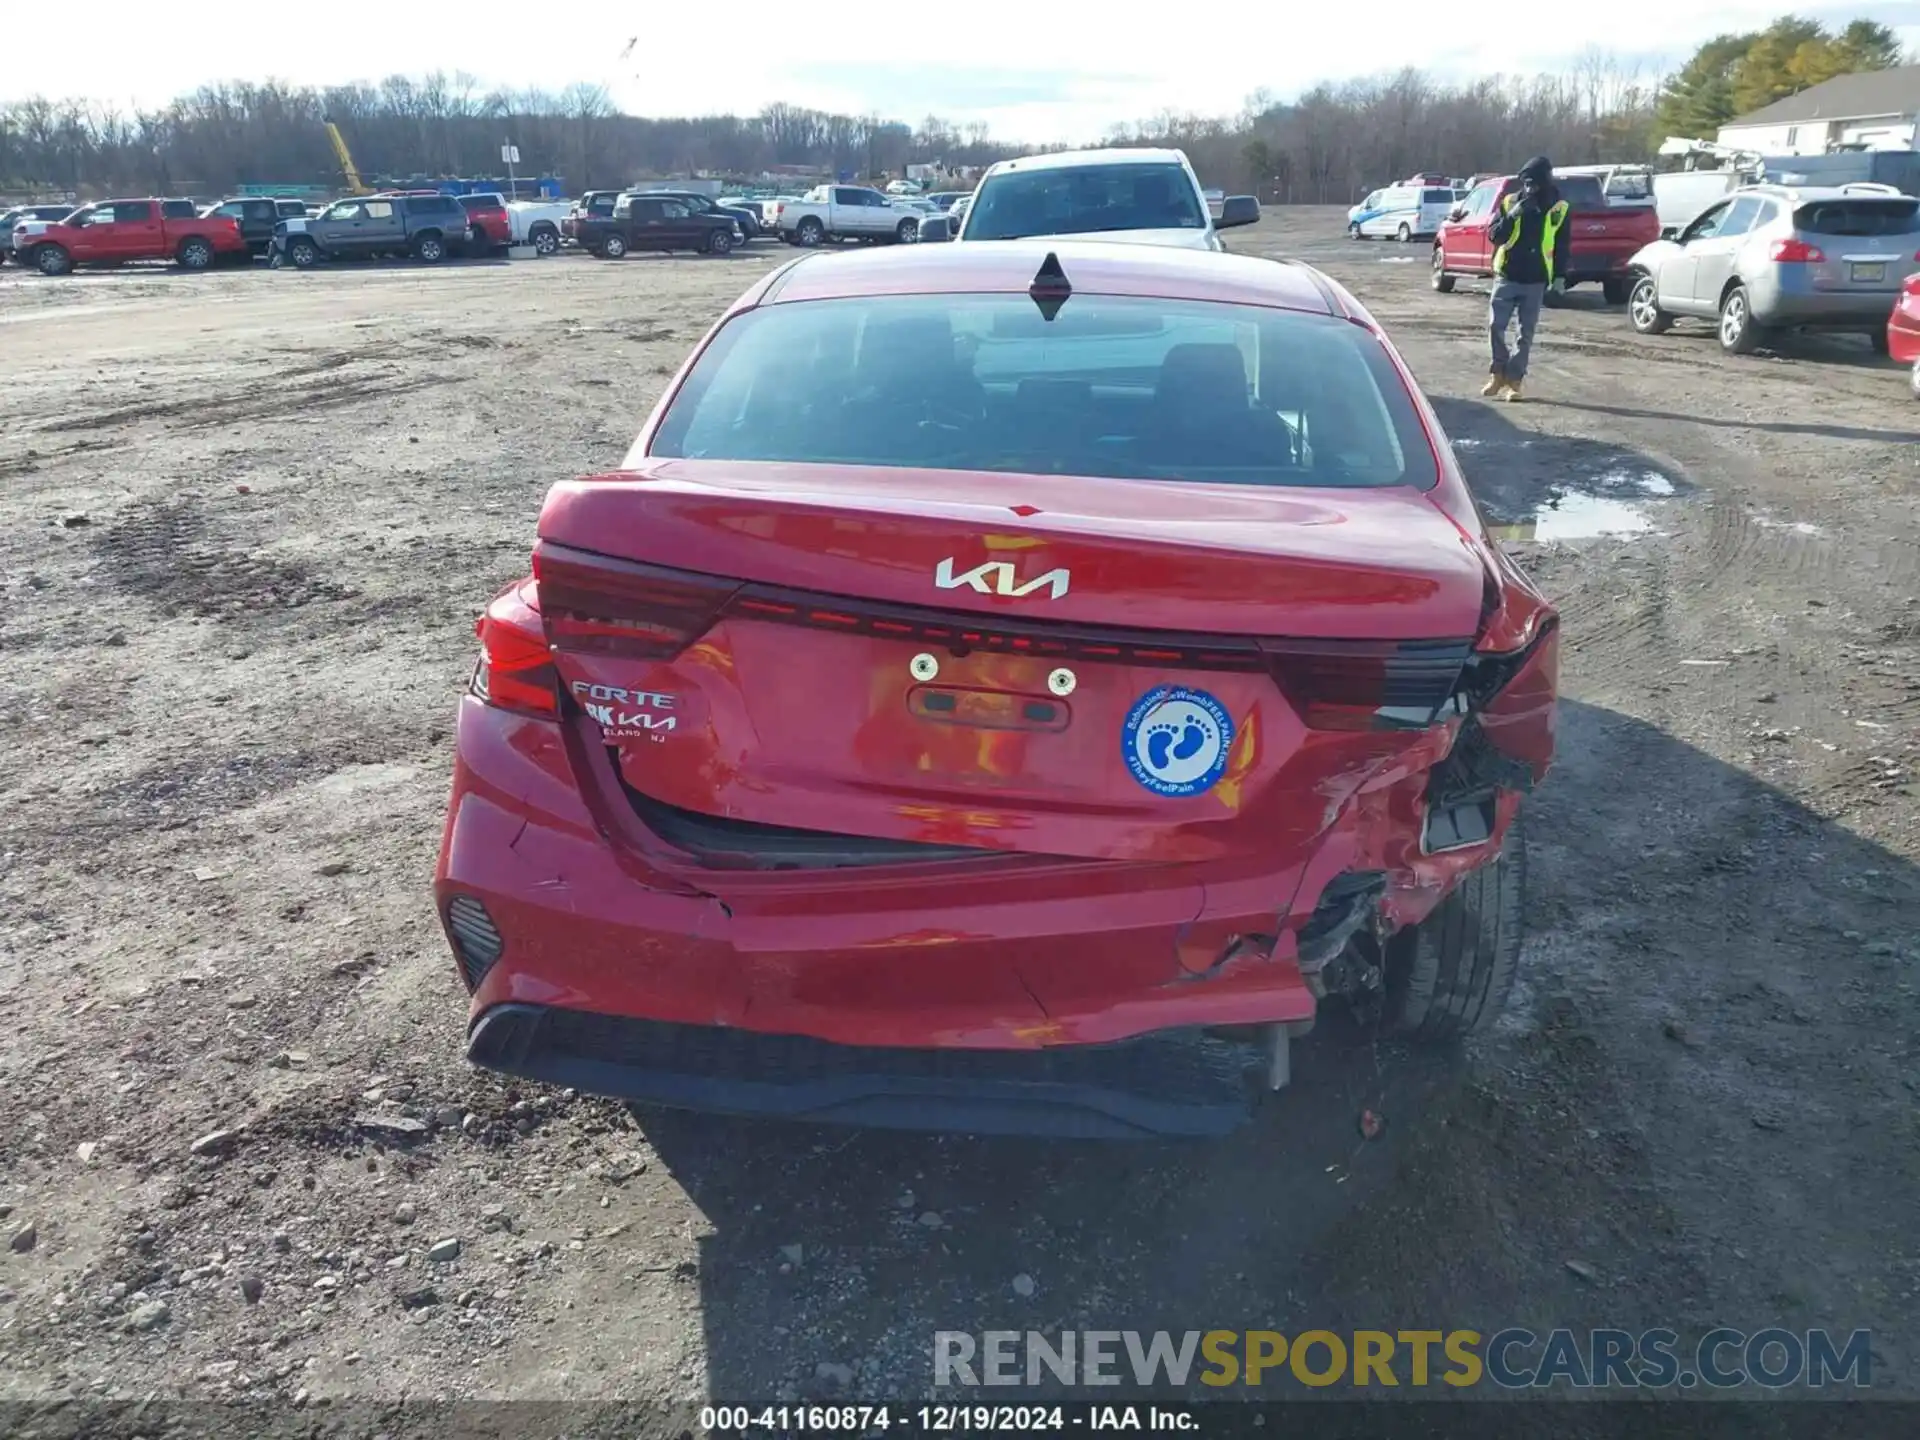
[507,200,573,256]
[777,186,921,248]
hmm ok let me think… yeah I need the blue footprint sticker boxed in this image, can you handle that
[1145,719,1211,771]
[1123,688,1235,798]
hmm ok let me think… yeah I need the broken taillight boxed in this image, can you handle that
[532,540,739,659]
[471,580,560,719]
[1259,639,1473,732]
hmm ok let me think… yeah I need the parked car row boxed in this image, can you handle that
[1414,162,1920,399]
[1622,183,1920,394]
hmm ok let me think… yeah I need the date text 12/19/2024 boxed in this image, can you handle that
[703,1406,1194,1433]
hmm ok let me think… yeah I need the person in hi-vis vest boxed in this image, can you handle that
[1482,155,1571,402]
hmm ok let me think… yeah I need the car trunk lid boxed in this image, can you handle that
[534,462,1489,866]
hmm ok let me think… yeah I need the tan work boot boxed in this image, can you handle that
[1503,380,1524,402]
[1480,372,1507,398]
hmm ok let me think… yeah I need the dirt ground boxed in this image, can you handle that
[1,210,1917,1422]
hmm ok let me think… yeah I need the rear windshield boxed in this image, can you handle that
[1793,198,1920,236]
[650,294,1436,490]
[965,163,1207,240]
[1553,176,1605,209]
[459,195,503,211]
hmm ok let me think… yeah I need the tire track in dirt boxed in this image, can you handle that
[92,499,360,619]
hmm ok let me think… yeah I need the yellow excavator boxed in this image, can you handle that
[323,117,371,195]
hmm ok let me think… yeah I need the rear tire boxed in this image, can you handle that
[414,233,446,264]
[1628,274,1671,335]
[530,224,559,256]
[796,217,824,248]
[176,237,213,270]
[1718,284,1761,355]
[1382,809,1526,1042]
[896,218,919,244]
[1868,330,1889,356]
[1429,247,1454,293]
[1909,359,1920,401]
[36,244,72,276]
[601,233,628,259]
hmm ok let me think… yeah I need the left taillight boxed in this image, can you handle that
[472,578,560,719]
[532,540,739,660]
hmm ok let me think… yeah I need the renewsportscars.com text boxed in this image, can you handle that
[934,1329,1872,1390]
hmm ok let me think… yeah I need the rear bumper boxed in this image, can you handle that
[1751,278,1908,330]
[435,701,1325,1052]
[1564,249,1635,282]
[436,676,1532,1123]
[469,1003,1258,1137]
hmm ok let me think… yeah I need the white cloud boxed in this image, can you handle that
[6,1,1917,143]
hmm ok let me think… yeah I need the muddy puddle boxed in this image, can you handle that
[1436,404,1692,544]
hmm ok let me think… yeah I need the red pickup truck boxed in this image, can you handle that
[1430,172,1659,305]
[15,198,248,276]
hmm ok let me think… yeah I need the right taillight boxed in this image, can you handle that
[1259,639,1473,732]
[472,579,559,719]
[532,540,739,659]
[1770,238,1825,263]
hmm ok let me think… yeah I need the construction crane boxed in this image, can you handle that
[323,116,371,195]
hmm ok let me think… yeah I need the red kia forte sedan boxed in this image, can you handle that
[435,241,1559,1138]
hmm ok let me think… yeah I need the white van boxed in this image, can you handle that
[1652,170,1749,234]
[1356,184,1457,240]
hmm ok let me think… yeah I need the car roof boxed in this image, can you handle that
[754,239,1345,318]
[1738,181,1915,203]
[981,147,1190,177]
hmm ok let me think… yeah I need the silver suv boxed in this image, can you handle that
[1624,183,1920,354]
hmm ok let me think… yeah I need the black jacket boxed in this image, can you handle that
[1488,185,1572,286]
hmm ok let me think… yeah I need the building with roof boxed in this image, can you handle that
[1716,65,1920,155]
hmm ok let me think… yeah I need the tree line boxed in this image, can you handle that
[1656,16,1906,140]
[1,17,1909,202]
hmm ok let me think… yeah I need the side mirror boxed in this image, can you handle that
[1215,195,1260,229]
[1448,206,1466,222]
[918,215,953,243]
[1660,225,1680,241]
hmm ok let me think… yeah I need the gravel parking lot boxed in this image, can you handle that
[2,210,1917,1417]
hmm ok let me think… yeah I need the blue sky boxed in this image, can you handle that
[8,1,1918,142]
